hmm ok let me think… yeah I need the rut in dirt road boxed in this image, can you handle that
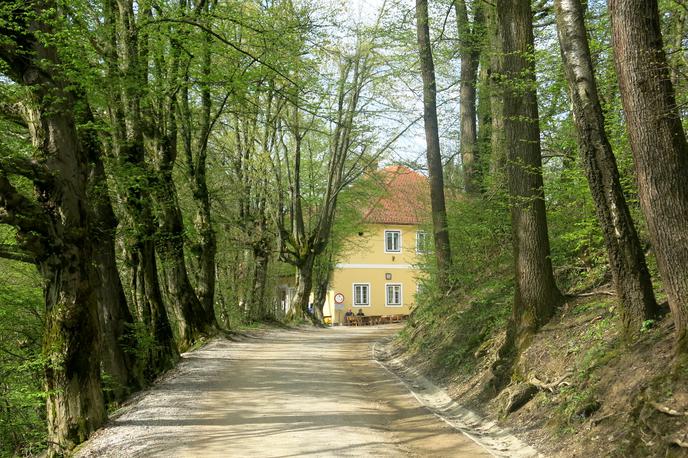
[75,325,490,457]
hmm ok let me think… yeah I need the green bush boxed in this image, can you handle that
[0,259,45,457]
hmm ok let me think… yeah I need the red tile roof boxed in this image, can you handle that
[363,165,429,225]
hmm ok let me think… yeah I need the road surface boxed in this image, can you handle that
[76,325,491,457]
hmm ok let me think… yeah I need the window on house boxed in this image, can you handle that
[385,230,401,252]
[416,231,429,253]
[353,284,370,306]
[386,283,402,306]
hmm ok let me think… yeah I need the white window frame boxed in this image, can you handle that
[353,283,371,307]
[416,230,428,253]
[385,283,403,307]
[384,230,402,253]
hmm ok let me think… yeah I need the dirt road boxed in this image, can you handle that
[76,325,491,457]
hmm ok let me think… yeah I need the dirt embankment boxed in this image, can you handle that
[392,295,688,457]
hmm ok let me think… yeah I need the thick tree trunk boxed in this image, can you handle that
[0,3,108,452]
[194,183,216,318]
[107,0,179,372]
[496,0,563,345]
[186,21,217,320]
[554,0,659,341]
[41,247,105,455]
[416,0,453,290]
[313,278,328,322]
[288,255,316,321]
[455,0,483,194]
[250,246,270,321]
[131,237,178,379]
[610,0,688,354]
[78,99,143,400]
[89,161,142,400]
[155,175,216,346]
[485,4,506,189]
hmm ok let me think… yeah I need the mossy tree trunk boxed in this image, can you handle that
[416,0,453,291]
[0,2,107,452]
[105,0,179,370]
[495,0,563,345]
[554,0,659,341]
[610,0,688,355]
[455,0,485,194]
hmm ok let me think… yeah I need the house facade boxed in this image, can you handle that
[322,165,429,324]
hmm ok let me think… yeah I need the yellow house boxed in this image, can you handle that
[323,165,429,324]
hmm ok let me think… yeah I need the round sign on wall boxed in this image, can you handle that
[334,293,345,304]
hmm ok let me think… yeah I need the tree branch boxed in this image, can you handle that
[0,155,54,184]
[0,243,35,263]
[0,175,48,236]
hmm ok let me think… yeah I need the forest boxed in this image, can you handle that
[0,0,687,456]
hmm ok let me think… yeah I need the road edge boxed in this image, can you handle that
[371,337,542,458]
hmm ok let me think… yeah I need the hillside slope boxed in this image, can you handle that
[393,293,688,457]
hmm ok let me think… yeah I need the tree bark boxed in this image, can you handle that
[250,245,271,321]
[180,7,218,320]
[0,3,106,451]
[289,254,316,321]
[84,120,143,400]
[154,171,217,345]
[455,0,484,194]
[495,0,563,346]
[554,0,659,341]
[151,16,217,343]
[416,0,453,290]
[107,0,179,370]
[483,3,506,188]
[610,0,688,355]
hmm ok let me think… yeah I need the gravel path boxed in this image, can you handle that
[75,325,492,457]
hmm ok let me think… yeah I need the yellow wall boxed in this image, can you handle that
[338,224,423,266]
[325,224,426,323]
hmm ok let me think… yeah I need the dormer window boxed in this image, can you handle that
[384,230,401,253]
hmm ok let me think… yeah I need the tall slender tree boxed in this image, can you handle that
[495,0,563,345]
[554,0,659,340]
[455,0,485,194]
[416,0,453,290]
[610,0,688,355]
[275,50,371,320]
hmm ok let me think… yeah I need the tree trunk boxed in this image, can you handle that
[455,0,484,194]
[89,154,142,400]
[485,3,506,190]
[496,0,563,346]
[610,0,688,355]
[313,277,329,321]
[288,255,316,321]
[41,245,105,456]
[184,16,217,321]
[554,0,659,341]
[250,246,271,321]
[416,0,453,290]
[477,59,492,179]
[105,0,179,373]
[154,174,216,346]
[77,98,143,400]
[135,238,178,378]
[0,3,108,452]
[193,177,217,319]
